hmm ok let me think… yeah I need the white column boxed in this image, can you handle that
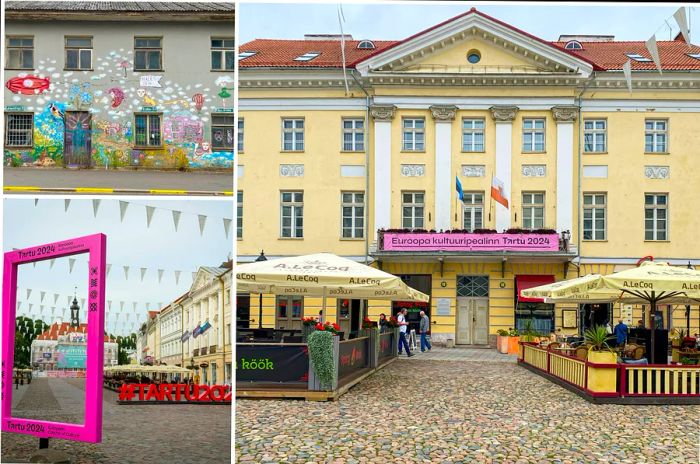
[490,106,518,232]
[431,105,457,231]
[217,286,224,349]
[370,105,396,240]
[552,106,578,234]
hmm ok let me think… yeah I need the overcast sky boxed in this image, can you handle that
[4,198,232,336]
[240,2,699,44]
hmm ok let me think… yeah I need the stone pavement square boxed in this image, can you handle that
[236,350,699,463]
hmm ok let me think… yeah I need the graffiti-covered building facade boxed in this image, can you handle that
[4,1,234,169]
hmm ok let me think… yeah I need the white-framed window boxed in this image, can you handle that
[294,52,320,62]
[645,193,668,241]
[238,51,257,60]
[402,118,425,151]
[583,119,606,153]
[134,37,162,71]
[211,37,234,71]
[236,191,243,239]
[462,192,484,231]
[341,192,364,238]
[282,118,304,151]
[65,36,92,70]
[281,191,303,238]
[6,36,34,69]
[522,192,545,229]
[211,114,234,151]
[237,118,244,152]
[342,118,364,151]
[462,118,485,152]
[522,118,545,152]
[402,191,425,229]
[645,119,668,153]
[583,193,606,240]
[4,113,34,147]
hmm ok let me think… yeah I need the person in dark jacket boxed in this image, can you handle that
[378,313,387,334]
[419,310,432,352]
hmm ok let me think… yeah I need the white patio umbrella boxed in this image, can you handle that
[236,253,429,314]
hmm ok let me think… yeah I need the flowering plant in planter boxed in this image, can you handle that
[302,317,319,327]
[315,321,341,335]
[361,317,376,329]
[385,316,400,328]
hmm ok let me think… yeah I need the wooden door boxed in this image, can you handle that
[456,298,472,344]
[473,298,489,345]
[64,111,92,167]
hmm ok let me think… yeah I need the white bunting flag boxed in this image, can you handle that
[198,215,207,236]
[172,210,181,231]
[17,301,22,311]
[107,264,112,277]
[140,268,147,282]
[158,269,164,283]
[81,298,86,308]
[175,270,181,285]
[34,198,39,206]
[64,199,71,212]
[53,294,59,304]
[49,259,55,269]
[146,206,156,228]
[119,201,129,222]
[92,199,101,217]
[26,289,32,300]
[223,218,232,239]
[133,302,137,312]
[40,291,46,302]
[123,266,130,280]
[69,258,76,273]
[28,303,33,312]
[120,301,125,312]
[674,7,690,45]
[40,305,44,312]
[108,300,112,310]
[67,296,72,305]
[622,59,632,93]
[645,35,662,74]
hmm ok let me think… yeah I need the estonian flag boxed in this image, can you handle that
[455,176,464,202]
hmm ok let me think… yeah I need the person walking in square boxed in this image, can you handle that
[397,308,412,357]
[614,318,628,347]
[419,310,432,352]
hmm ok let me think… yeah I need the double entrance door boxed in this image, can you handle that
[64,111,92,167]
[456,297,489,345]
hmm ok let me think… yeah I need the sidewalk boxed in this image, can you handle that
[398,345,518,362]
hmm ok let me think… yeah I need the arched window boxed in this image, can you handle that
[565,40,583,50]
[357,40,375,50]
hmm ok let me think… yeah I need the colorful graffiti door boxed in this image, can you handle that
[64,111,92,167]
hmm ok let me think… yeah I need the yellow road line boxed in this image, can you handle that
[74,188,115,193]
[4,186,43,191]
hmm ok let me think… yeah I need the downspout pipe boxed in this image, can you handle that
[350,69,372,265]
[575,72,597,277]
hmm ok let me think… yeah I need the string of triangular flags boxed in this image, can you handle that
[15,291,167,314]
[623,7,692,93]
[33,199,233,239]
[9,249,200,285]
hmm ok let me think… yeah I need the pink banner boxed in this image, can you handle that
[382,233,559,252]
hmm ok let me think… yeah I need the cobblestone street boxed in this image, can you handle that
[2,379,231,464]
[236,351,699,463]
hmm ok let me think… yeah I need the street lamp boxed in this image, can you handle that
[255,250,267,329]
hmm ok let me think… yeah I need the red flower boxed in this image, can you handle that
[332,323,340,331]
[315,322,324,330]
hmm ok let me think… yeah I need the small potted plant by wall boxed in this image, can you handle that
[507,328,520,355]
[497,329,510,354]
[301,317,318,342]
[584,325,617,364]
[520,319,542,344]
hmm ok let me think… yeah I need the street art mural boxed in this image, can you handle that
[4,48,233,169]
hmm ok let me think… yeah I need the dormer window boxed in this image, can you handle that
[687,53,700,60]
[357,40,375,50]
[625,53,652,62]
[564,40,583,50]
[294,52,321,61]
[238,51,257,60]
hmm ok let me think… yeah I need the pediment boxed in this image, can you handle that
[189,268,211,293]
[356,10,593,77]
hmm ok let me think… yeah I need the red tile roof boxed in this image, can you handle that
[552,40,700,70]
[36,322,113,342]
[239,8,700,72]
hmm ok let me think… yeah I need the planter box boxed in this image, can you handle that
[507,336,520,355]
[587,351,618,394]
[497,335,509,354]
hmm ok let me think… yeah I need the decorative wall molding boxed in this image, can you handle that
[341,165,366,178]
[401,164,425,177]
[489,105,519,122]
[644,165,670,179]
[462,165,486,177]
[551,105,579,123]
[521,164,546,177]
[429,105,458,121]
[582,165,608,178]
[280,164,304,177]
[370,104,397,121]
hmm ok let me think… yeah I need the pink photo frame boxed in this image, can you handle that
[2,234,106,443]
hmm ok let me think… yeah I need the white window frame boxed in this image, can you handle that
[294,52,320,62]
[462,118,485,152]
[340,192,365,239]
[237,118,244,152]
[210,37,234,71]
[4,113,34,147]
[522,192,545,230]
[583,119,607,153]
[583,193,607,241]
[644,193,668,241]
[462,192,484,231]
[281,118,304,151]
[342,118,364,152]
[402,191,425,230]
[280,191,304,238]
[6,36,34,69]
[65,36,93,70]
[238,51,257,60]
[402,118,425,151]
[522,118,546,152]
[645,119,668,153]
[236,191,243,239]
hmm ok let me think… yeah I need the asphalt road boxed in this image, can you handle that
[4,168,233,195]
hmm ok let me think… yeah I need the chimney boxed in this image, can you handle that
[304,34,353,41]
[558,35,615,42]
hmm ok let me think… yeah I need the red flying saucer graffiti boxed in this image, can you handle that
[5,76,51,95]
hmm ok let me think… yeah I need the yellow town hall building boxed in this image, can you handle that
[236,8,700,345]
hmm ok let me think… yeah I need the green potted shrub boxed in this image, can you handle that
[584,325,617,363]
